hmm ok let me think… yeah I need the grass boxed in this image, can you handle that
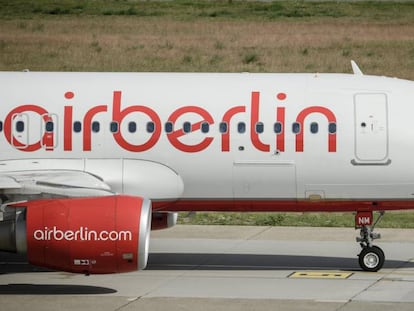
[1,1,414,22]
[2,1,414,227]
[1,16,414,77]
[1,1,414,77]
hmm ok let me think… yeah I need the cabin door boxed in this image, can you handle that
[354,93,389,164]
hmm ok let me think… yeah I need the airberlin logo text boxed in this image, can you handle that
[5,91,337,153]
[33,226,132,241]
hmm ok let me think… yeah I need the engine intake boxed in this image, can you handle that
[0,207,26,253]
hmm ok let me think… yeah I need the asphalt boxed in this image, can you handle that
[1,225,414,310]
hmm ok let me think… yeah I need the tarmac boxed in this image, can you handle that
[1,225,414,310]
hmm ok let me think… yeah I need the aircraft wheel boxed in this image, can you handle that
[358,246,385,272]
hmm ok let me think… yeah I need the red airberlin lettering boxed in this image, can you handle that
[251,92,270,152]
[4,105,54,152]
[112,91,161,152]
[83,105,107,151]
[276,107,285,152]
[167,106,214,152]
[295,106,337,152]
[3,91,337,153]
[221,106,245,152]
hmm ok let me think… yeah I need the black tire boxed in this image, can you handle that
[358,246,385,272]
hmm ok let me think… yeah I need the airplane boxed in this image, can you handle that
[0,61,413,274]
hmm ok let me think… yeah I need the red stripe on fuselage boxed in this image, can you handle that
[152,199,414,213]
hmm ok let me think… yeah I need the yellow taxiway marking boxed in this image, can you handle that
[289,272,353,279]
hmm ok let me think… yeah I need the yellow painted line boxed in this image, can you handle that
[289,272,353,279]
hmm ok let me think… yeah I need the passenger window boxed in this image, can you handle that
[16,121,24,133]
[92,121,100,133]
[165,122,173,133]
[147,122,155,133]
[310,122,318,134]
[128,121,137,133]
[110,121,118,133]
[237,122,246,133]
[201,122,209,133]
[329,122,337,134]
[45,121,54,132]
[274,122,282,134]
[292,122,300,134]
[219,122,228,133]
[183,122,191,133]
[255,122,264,134]
[73,121,82,133]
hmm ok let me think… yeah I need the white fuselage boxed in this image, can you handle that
[1,71,414,212]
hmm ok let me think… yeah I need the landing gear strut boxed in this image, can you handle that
[355,211,385,272]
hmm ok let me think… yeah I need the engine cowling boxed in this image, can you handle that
[1,195,151,274]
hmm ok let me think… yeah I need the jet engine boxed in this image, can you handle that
[0,195,151,274]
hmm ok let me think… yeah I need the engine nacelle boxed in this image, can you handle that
[151,212,178,230]
[1,195,151,274]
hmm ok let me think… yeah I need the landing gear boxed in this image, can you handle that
[355,211,385,272]
[358,246,385,272]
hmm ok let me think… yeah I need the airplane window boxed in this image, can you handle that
[16,121,24,133]
[165,122,173,133]
[329,122,337,134]
[45,121,54,132]
[183,122,191,133]
[128,121,137,133]
[110,121,119,133]
[255,122,264,134]
[219,122,228,133]
[237,122,246,133]
[274,122,282,134]
[310,122,318,134]
[73,121,82,133]
[0,121,3,132]
[201,122,209,133]
[292,122,300,134]
[147,122,155,133]
[92,121,100,133]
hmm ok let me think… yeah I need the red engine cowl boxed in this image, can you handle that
[13,195,151,274]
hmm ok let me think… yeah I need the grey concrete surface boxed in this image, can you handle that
[1,225,414,310]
